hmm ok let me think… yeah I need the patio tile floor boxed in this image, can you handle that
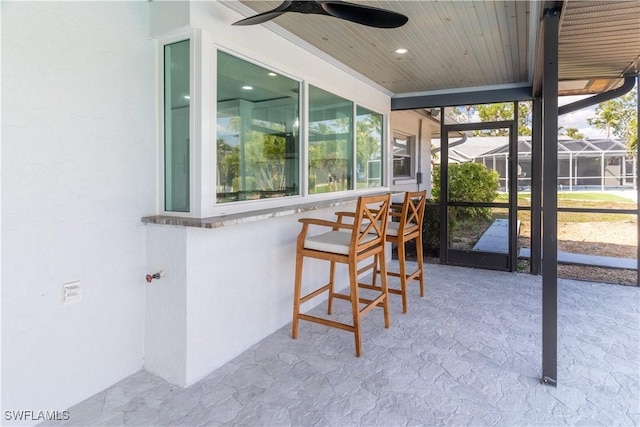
[43,263,639,426]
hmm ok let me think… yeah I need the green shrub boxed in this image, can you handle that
[401,199,455,258]
[431,162,499,221]
[421,199,456,257]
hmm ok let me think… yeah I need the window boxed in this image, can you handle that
[308,86,354,194]
[164,40,190,212]
[216,51,300,203]
[393,135,414,178]
[356,106,383,188]
[161,46,389,216]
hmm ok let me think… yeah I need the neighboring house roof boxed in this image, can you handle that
[432,136,511,160]
[475,137,629,158]
[435,136,631,164]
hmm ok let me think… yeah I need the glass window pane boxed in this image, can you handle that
[356,106,383,188]
[393,136,413,177]
[216,51,300,203]
[308,86,353,194]
[164,40,190,212]
[394,157,411,177]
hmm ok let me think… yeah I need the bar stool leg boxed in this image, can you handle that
[348,260,362,357]
[416,234,425,297]
[327,260,336,315]
[379,247,391,328]
[398,240,408,314]
[371,254,379,288]
[292,252,304,339]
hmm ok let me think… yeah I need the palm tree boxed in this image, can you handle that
[628,116,638,152]
[588,102,620,139]
[565,127,584,140]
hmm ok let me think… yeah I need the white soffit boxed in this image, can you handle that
[559,0,640,80]
[231,1,532,95]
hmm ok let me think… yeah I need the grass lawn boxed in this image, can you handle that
[496,192,635,203]
[557,192,634,202]
[493,192,637,222]
[449,192,637,250]
[432,191,637,284]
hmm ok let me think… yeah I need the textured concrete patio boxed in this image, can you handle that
[44,262,639,426]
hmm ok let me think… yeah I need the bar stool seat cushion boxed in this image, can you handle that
[305,231,376,255]
[385,222,419,237]
[362,221,419,237]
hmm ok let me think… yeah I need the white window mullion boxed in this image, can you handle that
[302,81,309,196]
[352,103,357,191]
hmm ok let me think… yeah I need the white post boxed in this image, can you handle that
[601,152,605,191]
[505,154,509,193]
[569,153,573,192]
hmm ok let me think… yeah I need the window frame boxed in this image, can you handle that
[158,38,390,218]
[158,31,199,218]
[215,49,303,205]
[307,84,355,195]
[355,105,385,189]
[392,132,416,180]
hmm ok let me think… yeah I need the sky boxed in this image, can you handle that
[557,95,601,139]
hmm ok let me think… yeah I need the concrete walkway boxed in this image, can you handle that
[474,219,637,270]
[41,262,640,426]
[519,248,637,270]
[472,219,519,254]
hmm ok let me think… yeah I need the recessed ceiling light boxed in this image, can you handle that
[242,85,253,90]
[268,72,277,77]
[395,48,408,54]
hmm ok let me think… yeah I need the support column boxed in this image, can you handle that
[440,108,449,265]
[636,76,639,287]
[542,6,559,387]
[531,98,542,275]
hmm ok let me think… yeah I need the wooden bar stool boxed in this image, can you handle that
[291,193,391,357]
[376,190,427,313]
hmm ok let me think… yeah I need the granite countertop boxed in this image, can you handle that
[142,192,395,229]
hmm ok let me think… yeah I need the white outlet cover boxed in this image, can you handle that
[63,281,82,304]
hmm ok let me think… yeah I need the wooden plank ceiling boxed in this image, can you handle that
[227,1,639,96]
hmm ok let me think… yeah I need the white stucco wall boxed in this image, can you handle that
[390,110,435,196]
[1,0,397,417]
[2,1,155,420]
[144,225,188,385]
[143,1,393,386]
[145,206,354,386]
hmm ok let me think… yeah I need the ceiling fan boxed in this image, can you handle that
[232,1,409,29]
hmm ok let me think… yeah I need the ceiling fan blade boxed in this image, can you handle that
[320,1,408,28]
[232,1,292,26]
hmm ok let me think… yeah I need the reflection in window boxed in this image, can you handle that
[164,40,190,212]
[356,106,383,188]
[216,51,300,203]
[393,135,413,177]
[308,86,353,194]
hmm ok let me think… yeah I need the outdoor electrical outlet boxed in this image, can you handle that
[63,281,82,304]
